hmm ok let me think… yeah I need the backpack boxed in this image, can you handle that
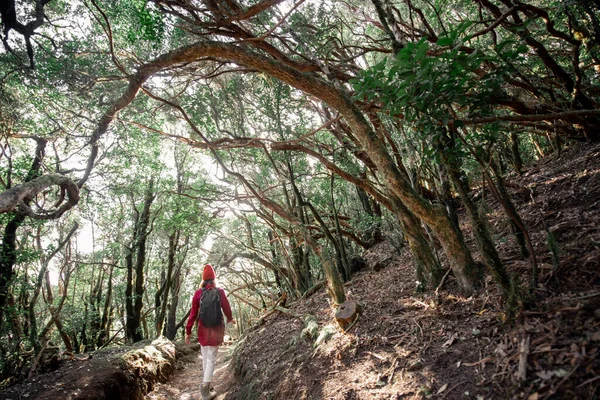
[199,288,223,327]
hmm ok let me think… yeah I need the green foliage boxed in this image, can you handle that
[353,27,519,132]
[314,324,337,347]
[130,1,165,43]
[103,0,165,45]
[300,315,319,341]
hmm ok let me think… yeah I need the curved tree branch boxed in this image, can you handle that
[72,38,481,293]
[0,173,80,218]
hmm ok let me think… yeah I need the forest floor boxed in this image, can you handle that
[1,142,599,400]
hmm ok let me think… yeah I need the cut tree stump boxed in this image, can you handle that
[335,300,363,330]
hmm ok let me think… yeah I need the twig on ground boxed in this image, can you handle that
[441,380,467,399]
[572,292,600,300]
[435,269,452,296]
[463,357,494,367]
[577,375,600,388]
[517,335,530,382]
[343,313,361,333]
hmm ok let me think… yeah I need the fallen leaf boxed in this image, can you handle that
[536,371,553,380]
[436,383,449,394]
[554,369,569,378]
[494,343,508,357]
[443,333,458,347]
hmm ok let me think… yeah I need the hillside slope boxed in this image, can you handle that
[226,143,600,400]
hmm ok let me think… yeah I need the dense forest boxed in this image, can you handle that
[0,0,599,397]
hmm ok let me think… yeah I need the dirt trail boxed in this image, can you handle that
[146,346,234,400]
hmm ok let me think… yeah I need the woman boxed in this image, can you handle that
[185,264,235,400]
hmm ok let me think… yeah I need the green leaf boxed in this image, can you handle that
[495,39,517,53]
[436,37,454,47]
[415,40,429,60]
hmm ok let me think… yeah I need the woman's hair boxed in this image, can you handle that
[201,279,215,288]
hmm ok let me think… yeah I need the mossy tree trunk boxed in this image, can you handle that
[437,132,511,292]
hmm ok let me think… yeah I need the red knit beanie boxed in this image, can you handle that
[202,264,216,281]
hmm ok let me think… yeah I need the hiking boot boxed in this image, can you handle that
[200,383,217,400]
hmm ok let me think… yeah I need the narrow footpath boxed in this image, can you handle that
[146,346,234,400]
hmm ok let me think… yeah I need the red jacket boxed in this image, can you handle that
[185,284,233,346]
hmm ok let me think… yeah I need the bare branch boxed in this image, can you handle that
[0,174,79,218]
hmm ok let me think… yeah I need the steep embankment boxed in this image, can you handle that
[227,142,600,400]
[0,337,198,400]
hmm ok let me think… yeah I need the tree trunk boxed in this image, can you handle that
[165,261,182,341]
[288,161,348,288]
[392,199,444,289]
[355,180,383,246]
[331,174,351,282]
[125,178,155,343]
[267,230,287,296]
[0,139,46,325]
[88,271,103,350]
[80,298,89,353]
[41,257,74,353]
[438,135,511,292]
[96,264,114,348]
[287,162,314,292]
[437,163,461,233]
[29,225,78,356]
[510,132,524,175]
[488,158,538,287]
[155,231,177,337]
[40,258,75,353]
[317,245,346,305]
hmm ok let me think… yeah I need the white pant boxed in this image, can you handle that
[201,345,219,383]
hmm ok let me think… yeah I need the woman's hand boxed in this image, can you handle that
[228,319,237,325]
[185,333,191,344]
